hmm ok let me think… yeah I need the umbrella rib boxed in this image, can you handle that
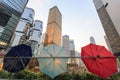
[20,59,25,68]
[96,47,104,55]
[15,48,25,68]
[8,58,17,72]
[94,60,101,76]
[53,60,55,76]
[9,48,21,72]
[41,60,53,70]
[44,48,53,57]
[90,45,94,56]
[53,44,55,57]
[58,63,66,71]
[87,58,103,77]
[82,50,91,57]
[56,48,64,57]
[89,59,96,66]
[96,59,116,73]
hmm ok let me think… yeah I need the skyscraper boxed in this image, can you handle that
[93,0,120,55]
[104,35,112,52]
[0,0,28,50]
[11,7,35,46]
[30,20,43,43]
[62,35,70,57]
[90,36,96,44]
[44,6,62,46]
[29,20,43,56]
[101,0,120,35]
[69,40,76,64]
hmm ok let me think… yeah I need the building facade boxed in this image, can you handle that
[69,40,76,64]
[28,20,43,56]
[90,36,96,44]
[93,0,120,55]
[101,0,120,35]
[0,0,28,50]
[104,35,112,52]
[11,7,35,46]
[44,6,62,46]
[62,35,70,57]
[30,20,43,43]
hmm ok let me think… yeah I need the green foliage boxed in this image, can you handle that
[110,72,120,80]
[0,69,120,80]
[0,69,10,78]
[12,70,36,79]
[54,72,120,80]
[0,70,51,79]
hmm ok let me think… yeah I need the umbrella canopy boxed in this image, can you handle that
[3,44,32,73]
[38,44,68,78]
[81,43,118,78]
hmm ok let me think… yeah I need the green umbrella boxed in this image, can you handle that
[38,44,68,78]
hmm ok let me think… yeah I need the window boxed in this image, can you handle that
[29,14,33,18]
[0,11,11,26]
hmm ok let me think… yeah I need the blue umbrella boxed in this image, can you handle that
[3,44,32,73]
[38,44,68,78]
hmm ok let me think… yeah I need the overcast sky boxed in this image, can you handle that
[26,0,108,52]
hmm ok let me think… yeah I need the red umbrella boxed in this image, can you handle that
[81,43,118,78]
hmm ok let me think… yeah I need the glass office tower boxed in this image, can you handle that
[11,7,35,46]
[0,0,28,50]
[29,20,43,56]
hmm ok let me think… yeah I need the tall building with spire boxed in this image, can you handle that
[0,0,28,50]
[93,0,120,56]
[44,6,62,46]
